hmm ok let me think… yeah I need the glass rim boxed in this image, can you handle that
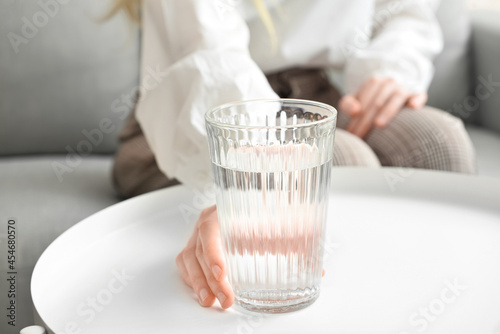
[205,98,337,130]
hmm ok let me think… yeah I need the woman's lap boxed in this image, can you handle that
[112,68,476,199]
[267,68,475,173]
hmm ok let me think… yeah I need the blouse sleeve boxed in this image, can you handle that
[344,0,444,94]
[136,0,278,190]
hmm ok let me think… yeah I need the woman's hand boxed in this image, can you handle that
[339,77,428,138]
[175,205,234,309]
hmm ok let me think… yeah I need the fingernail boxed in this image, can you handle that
[199,288,209,304]
[212,265,222,281]
[217,292,226,305]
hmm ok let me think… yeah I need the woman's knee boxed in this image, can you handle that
[366,106,476,173]
[333,129,381,167]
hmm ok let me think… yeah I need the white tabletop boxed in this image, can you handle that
[32,168,500,334]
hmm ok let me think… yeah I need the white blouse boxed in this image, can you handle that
[136,0,443,189]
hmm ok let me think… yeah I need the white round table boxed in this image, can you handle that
[32,168,500,334]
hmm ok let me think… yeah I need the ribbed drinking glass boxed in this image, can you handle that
[205,99,337,313]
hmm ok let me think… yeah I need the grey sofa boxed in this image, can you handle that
[0,0,499,333]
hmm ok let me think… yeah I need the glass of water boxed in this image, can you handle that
[205,99,337,313]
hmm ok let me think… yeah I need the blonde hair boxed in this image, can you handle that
[106,0,140,22]
[251,0,277,50]
[108,0,277,49]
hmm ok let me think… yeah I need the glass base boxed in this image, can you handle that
[234,287,320,313]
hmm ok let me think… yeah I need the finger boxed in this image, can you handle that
[176,252,192,288]
[198,216,226,282]
[357,77,383,112]
[346,114,362,133]
[196,235,235,309]
[346,107,365,133]
[322,269,325,277]
[349,106,379,138]
[349,99,383,138]
[374,92,408,128]
[350,79,399,137]
[339,95,362,117]
[347,77,385,136]
[407,93,428,109]
[372,78,397,111]
[183,247,216,307]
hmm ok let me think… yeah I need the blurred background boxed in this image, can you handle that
[0,0,499,333]
[468,0,500,9]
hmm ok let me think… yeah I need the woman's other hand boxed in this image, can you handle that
[339,77,428,138]
[175,205,234,309]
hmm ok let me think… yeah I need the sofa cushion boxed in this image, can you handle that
[0,155,119,332]
[0,0,139,156]
[466,125,500,178]
[427,0,475,123]
[470,10,500,133]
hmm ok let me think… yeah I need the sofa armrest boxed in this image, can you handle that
[470,10,500,133]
